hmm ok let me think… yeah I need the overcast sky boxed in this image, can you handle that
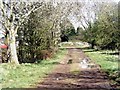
[68,0,119,31]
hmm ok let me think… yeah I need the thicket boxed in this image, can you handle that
[79,3,119,50]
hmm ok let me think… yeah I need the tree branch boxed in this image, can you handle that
[21,3,44,19]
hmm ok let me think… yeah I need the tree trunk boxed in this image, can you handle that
[10,35,19,65]
[91,40,95,49]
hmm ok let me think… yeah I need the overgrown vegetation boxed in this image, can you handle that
[1,49,66,88]
[0,1,82,64]
[17,5,55,63]
[79,2,119,50]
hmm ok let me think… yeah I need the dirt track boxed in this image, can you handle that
[37,48,113,90]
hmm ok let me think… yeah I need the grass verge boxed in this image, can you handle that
[83,49,119,87]
[83,49,118,73]
[0,48,67,88]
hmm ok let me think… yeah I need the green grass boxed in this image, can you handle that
[0,49,67,88]
[83,49,120,87]
[83,49,119,73]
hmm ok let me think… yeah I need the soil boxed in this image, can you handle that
[36,47,115,90]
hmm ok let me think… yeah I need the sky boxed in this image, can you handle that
[111,0,120,3]
[68,0,119,31]
[68,0,95,31]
